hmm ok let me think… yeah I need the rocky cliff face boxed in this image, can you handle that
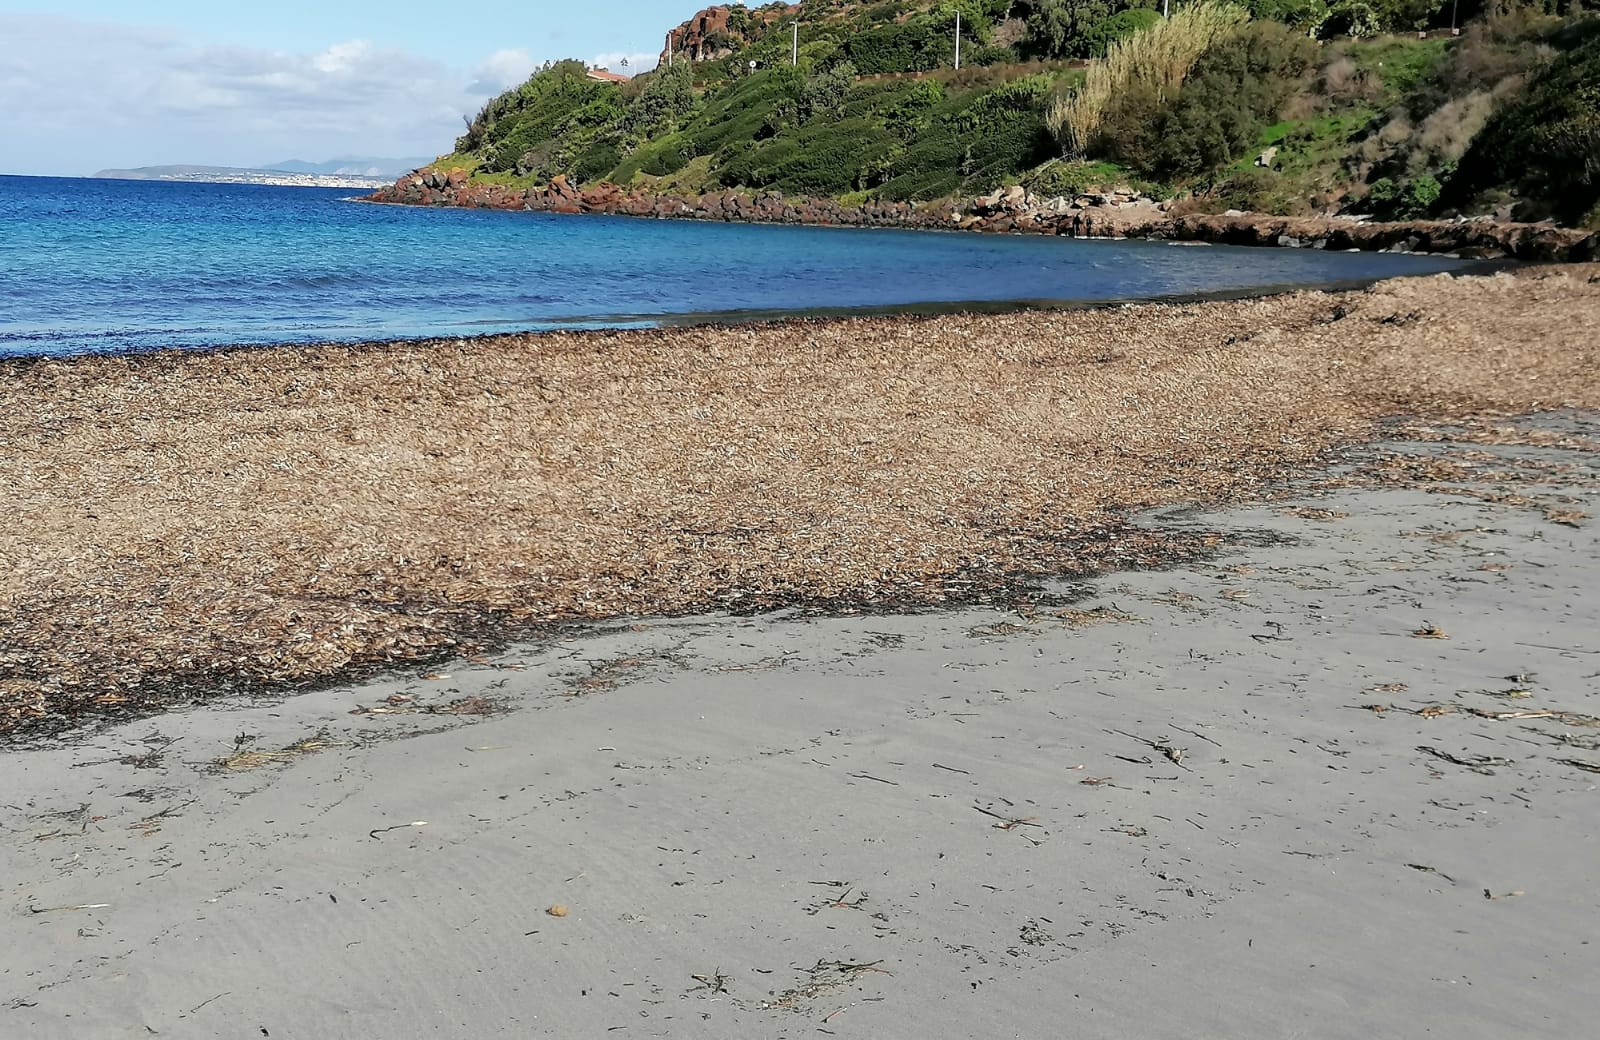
[371,170,1600,263]
[659,4,799,65]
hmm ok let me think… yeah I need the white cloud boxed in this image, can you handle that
[0,14,546,175]
[312,40,373,76]
[467,48,538,94]
[590,51,660,75]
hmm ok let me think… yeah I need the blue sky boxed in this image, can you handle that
[0,0,687,175]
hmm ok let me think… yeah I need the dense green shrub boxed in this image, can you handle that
[1362,173,1443,217]
[1049,1,1249,156]
[1448,27,1600,222]
[717,138,802,188]
[1207,167,1299,214]
[875,79,1056,199]
[461,61,613,171]
[434,0,1600,227]
[639,135,693,177]
[964,43,1020,65]
[1405,172,1443,211]
[876,166,966,200]
[764,118,902,193]
[1098,21,1318,180]
[1023,0,1106,58]
[842,8,989,73]
[1405,9,1565,120]
[961,119,1057,190]
[572,141,623,185]
[1314,0,1450,37]
[610,133,693,182]
[1077,10,1163,59]
[1317,3,1378,39]
[879,79,947,139]
[684,65,805,155]
[1242,0,1332,28]
[1364,0,1449,31]
[621,62,699,140]
[1020,0,1160,59]
[954,74,1054,128]
[799,62,859,121]
[1024,158,1149,196]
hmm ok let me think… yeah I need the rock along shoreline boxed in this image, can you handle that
[367,169,1600,263]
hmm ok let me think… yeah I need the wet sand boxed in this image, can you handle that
[3,417,1598,1038]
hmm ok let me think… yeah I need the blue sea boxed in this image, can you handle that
[0,174,1469,358]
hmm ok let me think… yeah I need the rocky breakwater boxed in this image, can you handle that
[370,169,1599,262]
[371,171,955,229]
[955,184,1600,262]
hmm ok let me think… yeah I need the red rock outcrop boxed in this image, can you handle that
[660,4,799,65]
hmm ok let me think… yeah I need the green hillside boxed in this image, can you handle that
[439,1,1600,226]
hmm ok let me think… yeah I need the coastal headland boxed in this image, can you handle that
[367,171,1600,262]
[395,4,1600,266]
[3,265,1598,735]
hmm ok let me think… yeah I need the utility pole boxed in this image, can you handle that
[954,11,961,71]
[790,20,799,66]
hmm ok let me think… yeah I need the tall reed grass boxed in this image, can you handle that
[1048,3,1250,158]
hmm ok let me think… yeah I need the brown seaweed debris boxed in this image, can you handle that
[215,732,349,771]
[4,267,1600,733]
[759,959,892,1012]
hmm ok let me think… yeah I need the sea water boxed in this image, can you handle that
[0,174,1469,358]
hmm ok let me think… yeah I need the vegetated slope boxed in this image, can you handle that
[454,1,1071,203]
[441,1,1600,225]
[1447,17,1600,224]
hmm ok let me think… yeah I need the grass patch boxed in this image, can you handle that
[632,154,720,195]
[1344,35,1450,104]
[430,153,482,174]
[1258,109,1375,179]
[1022,158,1164,197]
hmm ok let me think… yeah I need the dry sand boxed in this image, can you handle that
[4,266,1600,731]
[2,416,1597,1039]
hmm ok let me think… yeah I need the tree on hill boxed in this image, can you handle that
[1018,0,1162,59]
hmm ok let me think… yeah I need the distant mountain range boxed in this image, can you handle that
[92,157,433,188]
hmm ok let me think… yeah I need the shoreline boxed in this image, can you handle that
[368,170,1600,262]
[5,426,1598,1035]
[2,264,1502,364]
[3,266,1598,736]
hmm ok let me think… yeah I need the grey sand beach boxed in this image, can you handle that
[4,417,1597,1039]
